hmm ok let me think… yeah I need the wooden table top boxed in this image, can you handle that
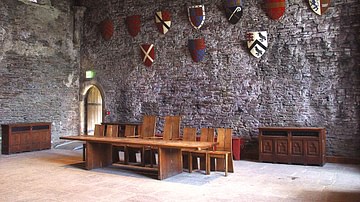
[60,135,217,150]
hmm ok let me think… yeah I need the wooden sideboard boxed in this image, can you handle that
[259,127,326,166]
[1,122,51,154]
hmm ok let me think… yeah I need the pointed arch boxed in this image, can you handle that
[79,81,105,135]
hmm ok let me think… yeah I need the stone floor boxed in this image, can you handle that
[0,147,360,202]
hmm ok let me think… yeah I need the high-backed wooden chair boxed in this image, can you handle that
[113,124,137,163]
[188,128,215,173]
[163,115,181,140]
[105,124,119,137]
[83,124,105,161]
[181,127,197,170]
[125,115,157,166]
[150,115,182,167]
[205,128,234,176]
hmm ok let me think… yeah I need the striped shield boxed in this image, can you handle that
[188,38,206,62]
[155,10,171,34]
[309,0,330,15]
[246,31,268,58]
[265,0,286,20]
[224,0,243,24]
[100,19,114,41]
[126,15,141,37]
[140,44,155,67]
[188,5,205,30]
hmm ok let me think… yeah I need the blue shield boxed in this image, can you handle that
[188,5,205,30]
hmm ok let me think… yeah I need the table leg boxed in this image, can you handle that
[157,148,182,180]
[85,142,112,170]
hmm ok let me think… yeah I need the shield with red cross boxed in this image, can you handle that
[188,38,206,63]
[140,44,155,67]
[126,15,141,37]
[265,0,286,20]
[155,10,171,34]
[100,18,114,41]
[309,0,330,15]
[188,5,205,30]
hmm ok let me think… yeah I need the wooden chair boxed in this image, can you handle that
[163,115,181,140]
[205,128,234,176]
[112,124,137,163]
[105,124,119,137]
[149,115,182,167]
[181,127,197,170]
[188,128,215,173]
[83,124,105,161]
[125,115,157,166]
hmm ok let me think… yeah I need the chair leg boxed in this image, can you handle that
[141,147,146,167]
[83,144,86,161]
[124,146,129,165]
[205,153,210,175]
[189,153,193,173]
[225,153,228,177]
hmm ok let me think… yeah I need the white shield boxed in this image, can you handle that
[309,0,330,15]
[247,31,268,58]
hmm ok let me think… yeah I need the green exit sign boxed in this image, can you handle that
[85,70,95,79]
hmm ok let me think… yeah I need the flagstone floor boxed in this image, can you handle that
[0,146,360,202]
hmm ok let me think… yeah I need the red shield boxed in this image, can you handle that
[100,19,114,41]
[265,0,286,20]
[126,15,141,37]
[188,38,206,62]
[155,10,171,34]
[140,44,155,67]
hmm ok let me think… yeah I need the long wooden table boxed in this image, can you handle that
[60,135,217,180]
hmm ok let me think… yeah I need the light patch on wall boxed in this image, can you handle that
[29,0,37,3]
[86,70,95,79]
[64,71,75,87]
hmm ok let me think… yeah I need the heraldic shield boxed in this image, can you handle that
[309,0,330,15]
[224,0,243,24]
[140,44,155,67]
[155,10,171,34]
[188,38,206,62]
[126,15,141,37]
[246,31,268,58]
[265,0,286,20]
[100,19,114,41]
[188,5,205,30]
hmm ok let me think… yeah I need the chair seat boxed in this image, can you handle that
[207,151,231,156]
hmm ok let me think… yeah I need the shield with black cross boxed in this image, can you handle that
[155,10,171,34]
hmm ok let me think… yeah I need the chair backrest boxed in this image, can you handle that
[124,125,136,137]
[140,115,157,138]
[106,124,119,137]
[94,124,105,137]
[182,127,197,141]
[200,128,215,142]
[216,128,232,152]
[163,115,181,140]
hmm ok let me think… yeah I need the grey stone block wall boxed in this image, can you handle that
[0,0,80,145]
[80,0,360,158]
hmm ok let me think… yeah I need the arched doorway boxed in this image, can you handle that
[84,86,103,135]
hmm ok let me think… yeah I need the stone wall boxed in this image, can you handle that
[79,0,360,158]
[0,0,79,145]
